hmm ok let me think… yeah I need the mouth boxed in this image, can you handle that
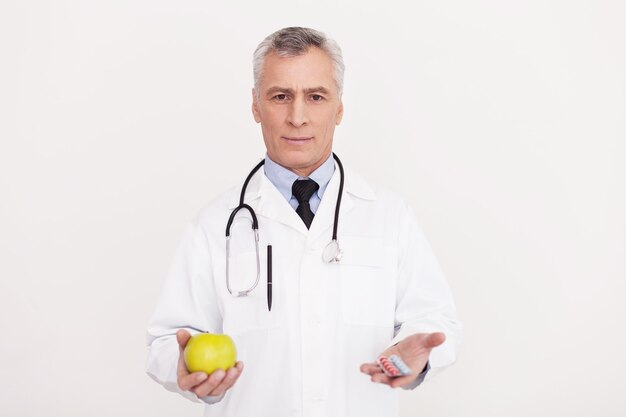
[282,136,313,145]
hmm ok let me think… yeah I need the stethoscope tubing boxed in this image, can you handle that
[225,153,344,297]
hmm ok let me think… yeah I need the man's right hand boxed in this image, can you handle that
[176,329,244,398]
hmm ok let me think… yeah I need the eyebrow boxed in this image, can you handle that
[265,86,332,96]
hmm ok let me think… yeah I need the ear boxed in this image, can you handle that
[251,88,261,123]
[335,100,344,125]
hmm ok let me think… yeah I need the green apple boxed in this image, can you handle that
[184,333,237,375]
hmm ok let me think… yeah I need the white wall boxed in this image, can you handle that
[1,1,625,416]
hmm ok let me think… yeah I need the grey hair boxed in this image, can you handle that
[253,27,345,97]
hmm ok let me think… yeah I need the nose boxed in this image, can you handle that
[286,98,309,128]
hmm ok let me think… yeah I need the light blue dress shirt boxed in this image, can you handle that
[263,154,335,214]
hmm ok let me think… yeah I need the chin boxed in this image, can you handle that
[283,158,313,171]
[276,150,314,167]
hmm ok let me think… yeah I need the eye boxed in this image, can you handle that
[310,94,325,101]
[273,94,288,101]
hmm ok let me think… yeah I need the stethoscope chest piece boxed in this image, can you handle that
[322,239,343,263]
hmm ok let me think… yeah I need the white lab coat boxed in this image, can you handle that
[146,163,462,417]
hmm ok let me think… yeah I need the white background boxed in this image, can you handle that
[1,0,625,416]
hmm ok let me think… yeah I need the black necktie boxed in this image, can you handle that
[292,179,319,229]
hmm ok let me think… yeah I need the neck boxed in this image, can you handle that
[278,153,333,178]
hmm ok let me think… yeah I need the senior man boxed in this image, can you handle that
[146,26,462,417]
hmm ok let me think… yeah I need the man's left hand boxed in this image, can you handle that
[360,332,445,388]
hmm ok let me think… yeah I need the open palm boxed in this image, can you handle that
[360,332,445,388]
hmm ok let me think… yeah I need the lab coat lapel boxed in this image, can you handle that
[227,160,377,238]
[257,175,310,234]
[227,167,308,235]
[307,167,354,244]
[308,165,379,245]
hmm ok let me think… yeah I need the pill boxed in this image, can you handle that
[389,355,412,376]
[377,356,402,377]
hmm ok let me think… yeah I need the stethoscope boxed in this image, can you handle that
[225,153,345,298]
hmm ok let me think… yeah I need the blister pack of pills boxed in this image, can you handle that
[377,355,413,378]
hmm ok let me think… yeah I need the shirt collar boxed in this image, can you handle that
[263,154,335,201]
[227,159,377,210]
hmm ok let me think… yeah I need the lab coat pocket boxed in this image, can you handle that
[221,250,277,336]
[338,236,396,327]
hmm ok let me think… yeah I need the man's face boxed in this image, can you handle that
[252,47,344,177]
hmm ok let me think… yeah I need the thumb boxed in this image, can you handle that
[423,332,446,349]
[176,329,192,348]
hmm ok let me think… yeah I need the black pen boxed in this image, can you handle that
[267,245,272,311]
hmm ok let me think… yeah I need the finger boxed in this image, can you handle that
[178,371,208,391]
[389,374,418,389]
[177,330,193,379]
[176,329,192,347]
[208,362,244,397]
[424,332,446,349]
[370,372,392,385]
[360,363,384,376]
[193,369,227,398]
[177,353,188,380]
